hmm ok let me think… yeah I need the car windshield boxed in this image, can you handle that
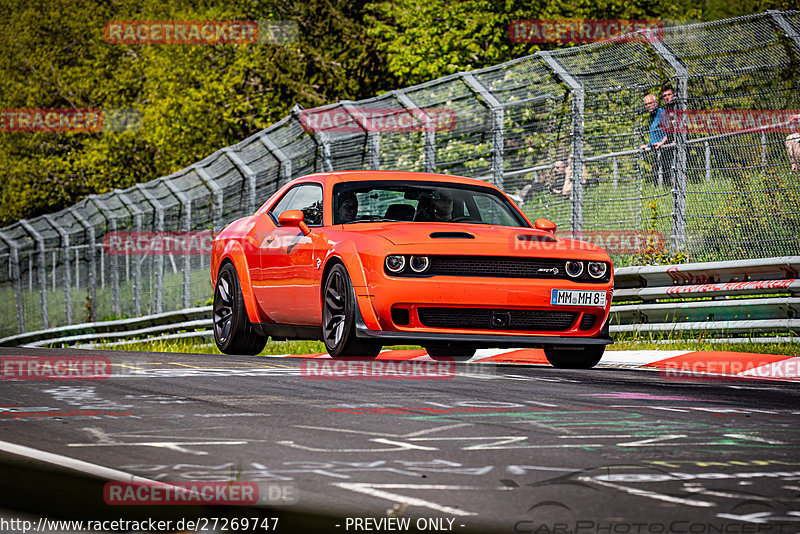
[332,181,529,227]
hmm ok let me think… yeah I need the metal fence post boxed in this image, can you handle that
[766,11,800,51]
[540,52,584,232]
[194,165,224,234]
[71,210,97,322]
[462,73,505,190]
[395,90,436,173]
[293,104,332,173]
[647,30,689,251]
[223,148,259,215]
[193,164,223,275]
[42,215,72,325]
[117,192,142,317]
[0,230,24,333]
[341,101,381,170]
[19,220,48,329]
[259,133,293,185]
[135,184,164,314]
[88,197,120,318]
[163,179,192,309]
[705,141,711,182]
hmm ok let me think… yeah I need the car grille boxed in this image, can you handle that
[427,255,567,279]
[579,314,598,330]
[417,307,577,332]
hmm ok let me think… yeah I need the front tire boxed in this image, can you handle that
[424,342,476,361]
[213,262,267,355]
[322,263,381,358]
[544,345,604,369]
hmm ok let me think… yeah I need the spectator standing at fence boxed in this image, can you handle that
[515,171,546,204]
[639,94,668,187]
[658,85,677,183]
[550,159,572,197]
[549,157,588,197]
[787,114,800,174]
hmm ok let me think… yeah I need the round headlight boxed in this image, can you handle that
[385,255,406,273]
[409,255,430,273]
[588,261,608,279]
[565,260,584,278]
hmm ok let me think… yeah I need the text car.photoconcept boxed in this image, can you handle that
[210,171,614,368]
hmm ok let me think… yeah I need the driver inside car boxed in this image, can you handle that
[337,191,358,223]
[416,189,454,222]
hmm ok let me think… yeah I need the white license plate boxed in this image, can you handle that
[551,289,606,307]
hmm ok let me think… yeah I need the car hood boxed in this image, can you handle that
[344,222,605,254]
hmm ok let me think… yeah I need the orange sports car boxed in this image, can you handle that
[210,171,613,368]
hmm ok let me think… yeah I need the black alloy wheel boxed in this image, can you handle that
[213,262,267,355]
[322,263,381,358]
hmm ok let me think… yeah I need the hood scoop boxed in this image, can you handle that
[430,232,475,239]
[517,234,557,243]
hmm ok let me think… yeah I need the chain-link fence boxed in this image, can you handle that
[1,10,799,337]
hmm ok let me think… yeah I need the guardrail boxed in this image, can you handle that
[2,257,798,348]
[611,256,800,340]
[0,306,212,348]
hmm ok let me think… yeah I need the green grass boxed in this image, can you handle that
[92,337,421,355]
[89,334,799,358]
[610,332,799,357]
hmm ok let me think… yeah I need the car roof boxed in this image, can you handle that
[300,170,501,189]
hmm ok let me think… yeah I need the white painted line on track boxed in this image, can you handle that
[0,439,162,484]
[599,350,689,367]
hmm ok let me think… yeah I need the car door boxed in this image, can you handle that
[259,183,325,325]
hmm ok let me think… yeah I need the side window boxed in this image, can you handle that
[473,195,518,226]
[270,188,298,219]
[269,184,324,226]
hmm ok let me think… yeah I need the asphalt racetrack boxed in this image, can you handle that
[1,346,799,534]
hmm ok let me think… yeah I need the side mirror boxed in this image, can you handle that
[534,218,557,234]
[278,209,311,236]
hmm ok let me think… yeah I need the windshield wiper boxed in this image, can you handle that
[342,218,401,224]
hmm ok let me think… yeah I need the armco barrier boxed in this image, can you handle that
[2,257,798,348]
[0,306,212,348]
[611,256,800,337]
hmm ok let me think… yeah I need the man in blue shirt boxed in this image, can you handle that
[639,93,669,186]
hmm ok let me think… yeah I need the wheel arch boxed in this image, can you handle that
[320,246,382,331]
[216,240,261,324]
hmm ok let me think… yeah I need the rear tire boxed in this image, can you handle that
[424,342,476,361]
[213,262,267,355]
[322,263,381,358]
[544,345,604,369]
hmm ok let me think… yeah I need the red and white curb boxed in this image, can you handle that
[262,349,800,382]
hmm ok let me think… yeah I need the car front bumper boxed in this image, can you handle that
[354,310,613,348]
